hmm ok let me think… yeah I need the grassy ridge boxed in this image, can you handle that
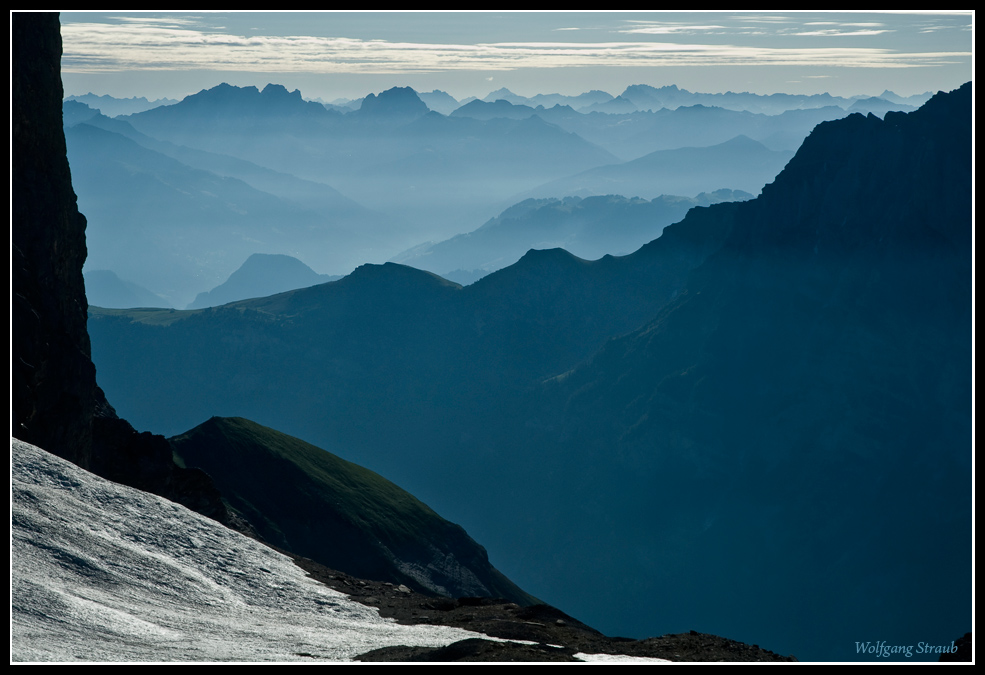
[170,416,538,605]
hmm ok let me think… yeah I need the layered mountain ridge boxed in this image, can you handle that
[14,11,970,662]
[88,83,972,661]
[12,12,543,653]
[64,77,921,307]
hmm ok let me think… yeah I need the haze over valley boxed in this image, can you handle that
[67,78,930,308]
[14,11,972,663]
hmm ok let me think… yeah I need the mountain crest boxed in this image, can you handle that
[144,82,325,119]
[260,82,304,101]
[357,86,430,120]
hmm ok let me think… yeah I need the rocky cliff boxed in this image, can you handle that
[12,12,96,469]
[12,12,233,526]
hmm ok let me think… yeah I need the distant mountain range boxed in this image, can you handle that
[63,82,923,307]
[24,13,968,662]
[453,96,853,156]
[187,253,341,309]
[84,269,171,309]
[519,135,793,201]
[70,84,931,122]
[64,92,179,116]
[89,83,972,662]
[109,84,628,247]
[15,16,544,659]
[393,190,753,280]
[471,83,931,116]
[64,107,391,307]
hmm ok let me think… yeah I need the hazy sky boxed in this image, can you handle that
[56,11,973,103]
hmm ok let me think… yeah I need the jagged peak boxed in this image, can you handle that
[357,86,429,118]
[484,87,517,99]
[260,82,303,100]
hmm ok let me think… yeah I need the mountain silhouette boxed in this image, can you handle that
[534,103,856,160]
[514,84,972,658]
[64,121,377,306]
[520,135,793,200]
[187,253,340,309]
[13,14,543,654]
[89,83,972,661]
[171,416,538,604]
[451,98,538,120]
[64,91,178,117]
[417,89,461,115]
[84,269,171,309]
[356,86,431,121]
[393,190,753,278]
[117,82,622,245]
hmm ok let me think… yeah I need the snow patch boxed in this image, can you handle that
[11,439,490,662]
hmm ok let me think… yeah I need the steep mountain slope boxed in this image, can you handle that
[13,13,97,469]
[514,84,972,659]
[13,9,242,544]
[20,437,786,663]
[170,417,538,604]
[14,14,547,653]
[89,84,972,661]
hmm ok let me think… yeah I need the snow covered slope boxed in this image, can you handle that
[12,439,669,663]
[11,439,490,662]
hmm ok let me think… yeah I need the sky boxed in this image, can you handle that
[55,10,973,104]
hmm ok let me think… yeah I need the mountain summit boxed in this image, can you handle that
[356,86,430,120]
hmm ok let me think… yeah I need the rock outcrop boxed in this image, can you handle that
[11,12,234,527]
[12,12,96,469]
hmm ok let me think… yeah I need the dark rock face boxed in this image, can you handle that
[939,632,972,662]
[292,557,796,662]
[12,12,96,469]
[11,12,234,528]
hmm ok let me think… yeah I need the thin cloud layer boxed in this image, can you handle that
[61,18,969,75]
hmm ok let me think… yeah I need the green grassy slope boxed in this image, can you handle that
[170,416,538,605]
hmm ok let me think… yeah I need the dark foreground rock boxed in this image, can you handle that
[289,553,796,662]
[939,632,972,662]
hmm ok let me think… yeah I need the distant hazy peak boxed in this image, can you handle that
[622,83,682,96]
[171,82,322,116]
[260,82,303,100]
[484,87,517,100]
[357,86,429,119]
[64,92,179,117]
